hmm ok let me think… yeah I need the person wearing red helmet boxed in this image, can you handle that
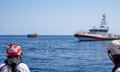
[0,44,30,72]
[107,40,120,72]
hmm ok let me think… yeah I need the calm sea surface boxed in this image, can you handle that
[0,35,114,72]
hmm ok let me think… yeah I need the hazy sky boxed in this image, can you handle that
[0,0,120,35]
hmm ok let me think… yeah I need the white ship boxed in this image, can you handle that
[74,14,119,41]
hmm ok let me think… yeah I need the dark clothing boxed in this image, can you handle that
[112,66,117,72]
[2,56,22,72]
[112,63,120,72]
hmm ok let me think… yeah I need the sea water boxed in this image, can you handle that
[0,35,113,72]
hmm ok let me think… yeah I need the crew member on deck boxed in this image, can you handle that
[107,40,120,72]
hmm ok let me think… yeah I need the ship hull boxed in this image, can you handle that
[74,34,119,41]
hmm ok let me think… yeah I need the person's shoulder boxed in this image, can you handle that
[115,67,120,72]
[0,63,6,68]
[18,63,29,68]
[17,63,30,72]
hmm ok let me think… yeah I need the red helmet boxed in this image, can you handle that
[7,44,22,56]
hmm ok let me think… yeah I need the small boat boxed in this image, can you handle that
[27,34,38,38]
[74,14,119,41]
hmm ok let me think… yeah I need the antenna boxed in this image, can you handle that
[101,13,107,25]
